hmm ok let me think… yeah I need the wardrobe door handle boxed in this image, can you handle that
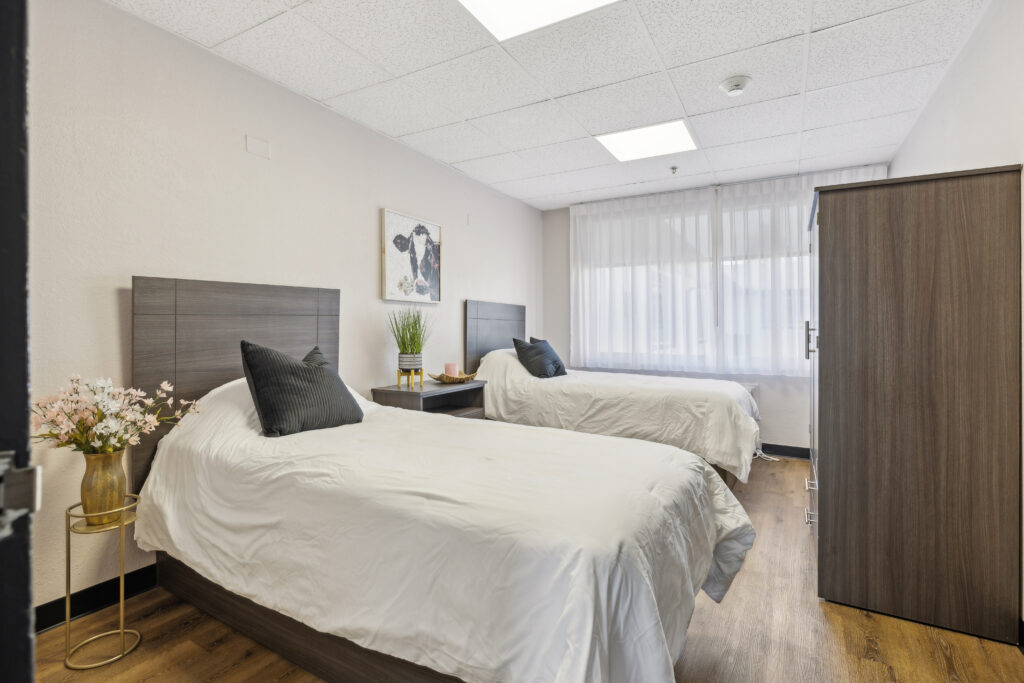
[804,508,817,525]
[805,478,817,491]
[805,320,817,360]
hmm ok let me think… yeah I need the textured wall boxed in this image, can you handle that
[28,0,543,605]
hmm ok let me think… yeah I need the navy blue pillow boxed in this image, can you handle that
[513,338,567,378]
[240,340,363,436]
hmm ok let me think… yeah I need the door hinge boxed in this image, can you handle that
[0,451,41,541]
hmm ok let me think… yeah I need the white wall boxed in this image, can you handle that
[888,0,1024,616]
[28,0,543,605]
[889,0,1022,177]
[539,208,810,447]
[541,208,571,355]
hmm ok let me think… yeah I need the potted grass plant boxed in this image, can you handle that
[387,307,431,373]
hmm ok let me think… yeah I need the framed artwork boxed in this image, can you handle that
[381,208,441,303]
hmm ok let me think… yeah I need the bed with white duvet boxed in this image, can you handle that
[136,377,755,683]
[476,349,761,482]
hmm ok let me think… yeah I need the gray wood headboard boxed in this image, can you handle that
[131,276,340,488]
[464,300,526,373]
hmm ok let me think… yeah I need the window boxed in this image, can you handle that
[569,166,886,377]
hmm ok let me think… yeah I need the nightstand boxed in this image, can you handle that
[371,380,486,419]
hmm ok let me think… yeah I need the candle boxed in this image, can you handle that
[444,362,458,376]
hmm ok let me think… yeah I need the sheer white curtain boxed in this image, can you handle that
[570,164,886,376]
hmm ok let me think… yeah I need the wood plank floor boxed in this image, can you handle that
[36,458,1024,682]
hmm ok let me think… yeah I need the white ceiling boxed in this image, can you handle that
[105,0,989,210]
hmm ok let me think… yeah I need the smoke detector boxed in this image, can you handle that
[719,74,752,97]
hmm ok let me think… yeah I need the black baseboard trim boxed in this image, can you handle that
[34,564,157,633]
[762,443,810,459]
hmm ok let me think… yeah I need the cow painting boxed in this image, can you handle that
[382,209,441,303]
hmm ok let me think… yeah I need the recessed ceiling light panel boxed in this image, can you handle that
[457,0,618,41]
[595,120,697,162]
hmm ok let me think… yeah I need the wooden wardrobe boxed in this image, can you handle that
[811,165,1022,644]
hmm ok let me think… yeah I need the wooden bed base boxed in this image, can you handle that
[156,553,461,682]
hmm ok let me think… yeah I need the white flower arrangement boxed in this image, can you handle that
[32,375,198,454]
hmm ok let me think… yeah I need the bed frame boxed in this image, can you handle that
[132,276,461,682]
[463,299,525,373]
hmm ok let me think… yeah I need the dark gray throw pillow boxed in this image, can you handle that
[513,338,567,378]
[240,340,363,436]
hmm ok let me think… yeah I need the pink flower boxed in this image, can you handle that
[160,381,174,392]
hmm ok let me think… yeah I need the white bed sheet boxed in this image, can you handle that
[476,349,761,482]
[136,378,755,683]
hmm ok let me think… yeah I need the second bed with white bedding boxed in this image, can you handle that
[136,378,755,683]
[476,349,761,482]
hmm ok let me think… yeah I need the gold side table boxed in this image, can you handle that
[64,494,142,670]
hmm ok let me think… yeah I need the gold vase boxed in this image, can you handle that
[81,450,126,526]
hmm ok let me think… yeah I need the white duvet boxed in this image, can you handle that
[136,378,755,683]
[476,350,761,482]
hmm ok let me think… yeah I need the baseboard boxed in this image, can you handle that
[34,563,157,633]
[762,443,810,459]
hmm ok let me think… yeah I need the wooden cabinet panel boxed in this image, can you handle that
[817,167,1021,643]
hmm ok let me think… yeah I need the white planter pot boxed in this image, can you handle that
[398,353,423,371]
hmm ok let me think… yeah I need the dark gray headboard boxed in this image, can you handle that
[131,276,340,488]
[464,300,526,373]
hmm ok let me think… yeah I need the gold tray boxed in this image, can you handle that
[428,371,478,384]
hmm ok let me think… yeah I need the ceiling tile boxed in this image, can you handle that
[399,122,506,163]
[799,145,898,174]
[453,153,538,184]
[526,173,719,209]
[528,195,580,211]
[632,173,719,194]
[325,80,462,137]
[715,161,799,185]
[804,63,947,130]
[621,150,711,182]
[297,0,493,77]
[634,0,808,67]
[398,46,547,119]
[800,112,917,158]
[469,101,588,151]
[538,185,641,206]
[502,2,660,97]
[105,0,301,48]
[494,163,644,199]
[214,12,388,99]
[688,96,803,148]
[546,164,641,194]
[812,0,921,30]
[556,73,685,135]
[807,0,987,89]
[706,134,801,171]
[669,37,806,116]
[492,174,581,200]
[515,138,618,175]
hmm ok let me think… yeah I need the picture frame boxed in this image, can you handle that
[380,208,442,304]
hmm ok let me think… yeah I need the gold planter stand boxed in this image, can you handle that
[64,494,142,670]
[397,368,424,388]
